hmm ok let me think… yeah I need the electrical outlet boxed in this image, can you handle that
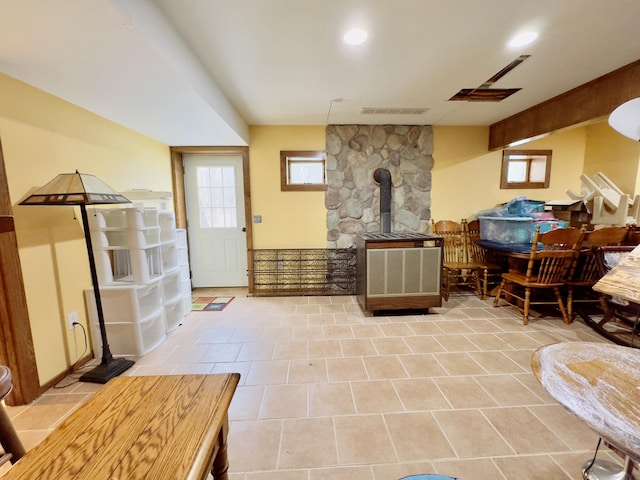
[67,311,78,330]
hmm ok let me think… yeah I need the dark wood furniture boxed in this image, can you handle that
[357,233,443,313]
[531,342,640,479]
[2,374,239,480]
[565,226,628,320]
[493,226,586,324]
[431,220,482,300]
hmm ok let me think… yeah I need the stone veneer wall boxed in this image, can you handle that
[325,125,434,248]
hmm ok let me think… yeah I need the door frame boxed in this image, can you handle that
[170,146,254,293]
[0,139,40,405]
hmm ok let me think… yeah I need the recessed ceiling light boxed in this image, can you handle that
[343,28,368,46]
[508,31,538,48]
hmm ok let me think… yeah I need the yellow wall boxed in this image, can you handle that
[0,73,171,385]
[249,125,327,248]
[431,126,587,221]
[583,121,640,195]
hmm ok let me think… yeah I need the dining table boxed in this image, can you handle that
[531,341,640,479]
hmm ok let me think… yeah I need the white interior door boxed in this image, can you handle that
[184,154,248,287]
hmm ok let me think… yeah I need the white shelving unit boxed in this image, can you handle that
[86,205,191,356]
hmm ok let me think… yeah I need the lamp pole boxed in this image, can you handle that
[78,203,134,383]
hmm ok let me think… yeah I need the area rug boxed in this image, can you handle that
[191,296,234,312]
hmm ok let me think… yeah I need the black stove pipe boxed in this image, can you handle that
[373,168,392,234]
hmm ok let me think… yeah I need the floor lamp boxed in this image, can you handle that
[20,171,135,383]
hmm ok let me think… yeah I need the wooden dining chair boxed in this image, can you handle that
[493,225,586,325]
[431,219,482,300]
[586,245,640,347]
[464,219,503,299]
[565,226,628,320]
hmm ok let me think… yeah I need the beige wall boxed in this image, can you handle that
[431,126,588,221]
[583,121,640,195]
[0,73,171,384]
[249,125,326,248]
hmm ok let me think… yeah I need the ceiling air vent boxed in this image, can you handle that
[361,107,429,115]
[450,55,530,102]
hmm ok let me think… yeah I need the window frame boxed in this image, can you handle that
[280,150,327,192]
[500,149,552,189]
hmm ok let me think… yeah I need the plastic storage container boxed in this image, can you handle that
[478,216,533,244]
[84,281,166,357]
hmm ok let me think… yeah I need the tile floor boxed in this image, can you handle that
[2,289,632,480]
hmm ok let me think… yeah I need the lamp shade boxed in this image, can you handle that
[19,171,130,206]
[608,97,640,142]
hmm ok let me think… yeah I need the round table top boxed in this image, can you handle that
[531,341,640,461]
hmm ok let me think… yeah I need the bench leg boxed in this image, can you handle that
[211,416,230,480]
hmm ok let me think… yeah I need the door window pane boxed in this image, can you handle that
[196,166,237,228]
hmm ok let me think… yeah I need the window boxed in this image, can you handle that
[196,166,237,228]
[280,150,327,191]
[500,149,552,189]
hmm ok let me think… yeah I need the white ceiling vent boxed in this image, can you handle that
[361,107,429,115]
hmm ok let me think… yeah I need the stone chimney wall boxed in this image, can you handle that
[325,125,434,248]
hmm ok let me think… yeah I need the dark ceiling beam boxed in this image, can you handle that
[488,59,640,151]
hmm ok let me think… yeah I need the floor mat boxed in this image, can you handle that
[192,296,234,312]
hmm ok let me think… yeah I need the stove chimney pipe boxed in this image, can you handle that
[373,168,392,234]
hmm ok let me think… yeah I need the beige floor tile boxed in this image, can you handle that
[474,374,545,407]
[229,385,265,421]
[370,461,435,479]
[433,377,498,409]
[398,354,448,378]
[279,418,337,469]
[244,470,309,480]
[432,352,486,376]
[435,334,480,352]
[308,339,342,358]
[334,415,397,465]
[393,378,451,411]
[326,357,368,382]
[362,355,407,380]
[403,335,447,354]
[309,383,356,417]
[433,409,514,458]
[467,350,526,374]
[493,454,572,480]
[309,465,374,480]
[259,384,308,419]
[406,321,445,335]
[483,406,570,454]
[351,380,403,414]
[385,412,456,461]
[198,343,242,362]
[340,338,377,356]
[432,458,507,479]
[292,326,324,341]
[245,360,290,385]
[378,323,415,337]
[323,324,354,339]
[288,359,328,383]
[228,419,282,472]
[273,340,308,360]
[464,332,512,350]
[371,337,411,355]
[529,404,600,451]
[237,342,276,361]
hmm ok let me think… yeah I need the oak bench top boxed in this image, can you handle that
[2,373,240,480]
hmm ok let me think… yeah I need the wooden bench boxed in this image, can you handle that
[2,373,240,480]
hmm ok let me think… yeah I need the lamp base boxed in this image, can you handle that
[79,357,135,384]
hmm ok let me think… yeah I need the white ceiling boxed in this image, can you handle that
[1,0,639,146]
